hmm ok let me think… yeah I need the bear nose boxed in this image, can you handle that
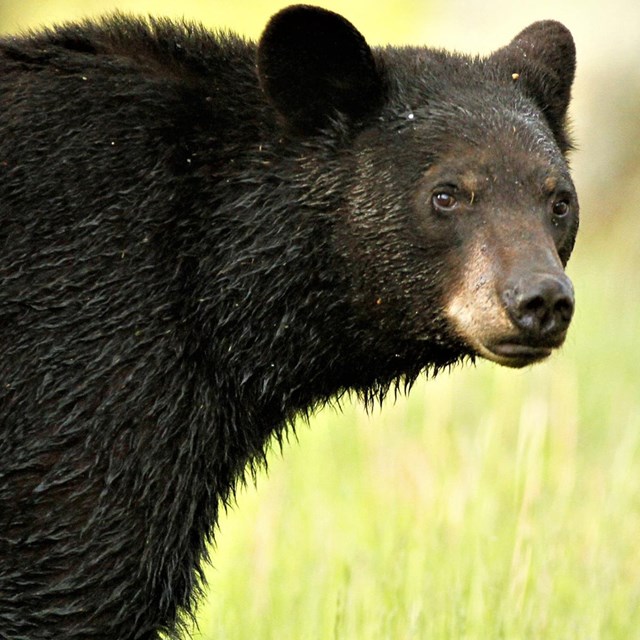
[502,272,574,342]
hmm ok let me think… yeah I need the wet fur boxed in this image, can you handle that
[0,9,576,639]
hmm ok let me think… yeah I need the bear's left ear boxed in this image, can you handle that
[493,21,576,147]
[257,5,383,135]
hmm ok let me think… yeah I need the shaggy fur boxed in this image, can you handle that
[0,6,578,638]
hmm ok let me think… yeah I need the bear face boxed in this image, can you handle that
[258,6,578,370]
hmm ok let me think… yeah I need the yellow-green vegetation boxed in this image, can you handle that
[0,1,429,45]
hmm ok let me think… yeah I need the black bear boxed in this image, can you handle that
[0,5,578,639]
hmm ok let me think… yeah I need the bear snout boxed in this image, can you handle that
[444,240,575,368]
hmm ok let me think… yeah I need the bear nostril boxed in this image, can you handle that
[554,297,574,323]
[522,294,548,320]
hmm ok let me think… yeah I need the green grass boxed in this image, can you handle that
[188,225,640,640]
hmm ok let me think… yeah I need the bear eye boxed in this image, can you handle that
[552,196,571,218]
[432,191,458,212]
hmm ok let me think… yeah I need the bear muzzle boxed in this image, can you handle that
[445,241,575,368]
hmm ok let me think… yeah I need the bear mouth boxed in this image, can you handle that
[483,341,553,368]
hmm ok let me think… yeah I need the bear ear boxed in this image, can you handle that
[493,21,576,146]
[257,5,383,135]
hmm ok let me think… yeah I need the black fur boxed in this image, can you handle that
[0,6,578,639]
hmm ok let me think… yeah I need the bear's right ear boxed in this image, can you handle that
[257,5,383,135]
[493,21,576,149]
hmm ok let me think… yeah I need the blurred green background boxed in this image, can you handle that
[2,1,639,638]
